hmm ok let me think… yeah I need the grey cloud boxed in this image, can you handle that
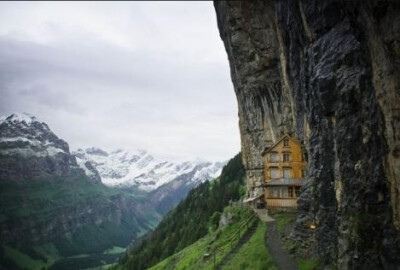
[0,2,240,161]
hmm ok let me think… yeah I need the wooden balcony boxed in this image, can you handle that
[266,198,298,208]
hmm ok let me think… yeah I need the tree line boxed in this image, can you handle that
[116,152,245,270]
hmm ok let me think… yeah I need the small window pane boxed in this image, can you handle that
[283,153,290,162]
[283,168,291,178]
[270,168,279,179]
[288,187,294,198]
[284,139,289,147]
[281,187,288,197]
[270,153,278,162]
[270,187,279,198]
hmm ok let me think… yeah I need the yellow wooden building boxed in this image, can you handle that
[262,135,307,209]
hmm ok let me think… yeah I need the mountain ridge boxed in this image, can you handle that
[0,112,225,189]
[0,112,226,269]
[0,112,87,182]
[73,147,225,191]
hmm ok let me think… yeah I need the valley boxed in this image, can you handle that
[0,166,160,270]
[115,153,246,270]
[0,113,225,269]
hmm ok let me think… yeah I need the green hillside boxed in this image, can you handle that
[0,170,161,270]
[147,209,319,270]
[149,206,276,270]
[115,153,245,270]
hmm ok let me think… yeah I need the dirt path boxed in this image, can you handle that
[265,221,298,270]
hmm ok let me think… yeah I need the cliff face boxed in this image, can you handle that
[214,1,400,268]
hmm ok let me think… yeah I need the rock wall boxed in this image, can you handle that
[214,1,400,268]
[214,1,298,198]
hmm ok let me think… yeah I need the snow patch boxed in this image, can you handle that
[46,146,65,156]
[4,113,36,125]
[74,148,226,191]
[76,157,95,176]
[0,137,32,143]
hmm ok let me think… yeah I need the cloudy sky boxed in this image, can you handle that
[0,2,240,162]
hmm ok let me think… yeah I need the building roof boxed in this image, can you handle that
[262,134,301,156]
[263,178,305,187]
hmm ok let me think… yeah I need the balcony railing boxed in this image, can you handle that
[266,160,304,164]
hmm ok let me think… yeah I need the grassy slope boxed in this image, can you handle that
[150,211,319,270]
[116,153,246,270]
[222,222,277,270]
[0,171,161,270]
[149,206,258,270]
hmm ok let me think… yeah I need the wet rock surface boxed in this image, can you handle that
[214,1,400,268]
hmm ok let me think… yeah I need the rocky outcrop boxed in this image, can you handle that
[214,1,400,268]
[0,113,94,182]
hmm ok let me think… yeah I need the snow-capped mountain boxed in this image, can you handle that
[73,147,225,191]
[0,113,96,181]
[0,113,69,158]
[0,112,225,190]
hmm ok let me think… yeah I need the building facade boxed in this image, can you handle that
[262,135,307,209]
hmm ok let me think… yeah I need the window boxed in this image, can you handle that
[269,187,288,198]
[283,153,290,162]
[281,187,289,198]
[295,187,301,197]
[288,187,294,198]
[269,187,279,198]
[283,168,291,178]
[302,169,307,177]
[270,153,278,162]
[270,168,279,179]
[283,139,289,147]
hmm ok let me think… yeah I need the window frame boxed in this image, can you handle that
[283,167,291,178]
[283,153,290,162]
[269,167,279,179]
[288,187,294,198]
[270,152,278,163]
[283,138,290,147]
